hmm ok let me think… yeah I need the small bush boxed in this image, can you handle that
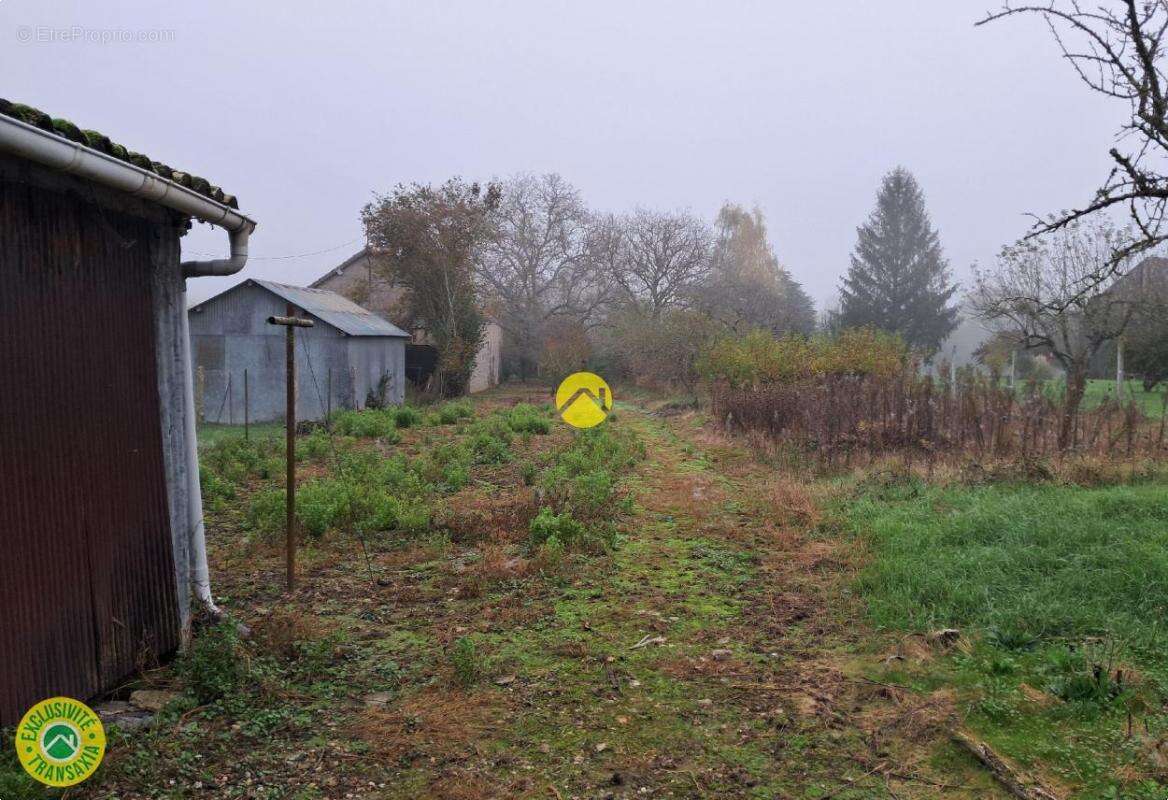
[470,432,511,464]
[538,425,642,517]
[245,487,286,535]
[450,636,481,688]
[177,622,246,703]
[520,462,536,486]
[442,460,470,491]
[438,400,474,424]
[296,427,332,461]
[201,435,283,488]
[507,403,551,434]
[331,409,400,440]
[200,467,236,509]
[468,416,513,464]
[535,534,566,573]
[393,405,423,428]
[397,501,431,535]
[529,507,585,548]
[296,479,345,537]
[567,469,615,517]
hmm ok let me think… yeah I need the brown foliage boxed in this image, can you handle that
[714,368,1166,464]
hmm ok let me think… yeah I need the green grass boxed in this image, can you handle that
[1082,378,1168,417]
[853,482,1168,647]
[1022,378,1168,418]
[850,480,1168,797]
[197,421,282,448]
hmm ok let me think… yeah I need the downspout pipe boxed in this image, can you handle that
[0,113,257,621]
[180,227,254,618]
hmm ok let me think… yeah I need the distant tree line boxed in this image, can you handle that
[363,174,833,392]
[360,167,971,394]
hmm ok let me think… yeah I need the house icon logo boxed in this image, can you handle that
[556,372,613,429]
[15,697,106,787]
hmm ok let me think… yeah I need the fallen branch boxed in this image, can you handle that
[952,729,1062,800]
[630,634,666,649]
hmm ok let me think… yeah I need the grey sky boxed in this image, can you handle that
[2,1,1124,307]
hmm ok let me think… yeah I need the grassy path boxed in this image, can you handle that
[453,407,1000,799]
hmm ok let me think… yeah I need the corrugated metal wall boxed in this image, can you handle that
[189,284,406,422]
[0,168,181,725]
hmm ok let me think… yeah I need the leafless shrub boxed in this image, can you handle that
[712,367,1165,468]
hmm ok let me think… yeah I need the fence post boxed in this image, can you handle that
[1116,335,1125,402]
[227,373,233,425]
[196,366,206,425]
[244,368,250,440]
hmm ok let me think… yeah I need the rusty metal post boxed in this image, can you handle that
[267,304,314,591]
[284,310,294,589]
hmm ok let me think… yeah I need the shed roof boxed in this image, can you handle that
[252,280,410,338]
[0,97,238,208]
[192,279,410,338]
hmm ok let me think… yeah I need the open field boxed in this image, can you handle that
[3,386,1168,798]
[1080,379,1168,418]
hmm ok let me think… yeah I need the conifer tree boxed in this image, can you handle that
[838,168,958,353]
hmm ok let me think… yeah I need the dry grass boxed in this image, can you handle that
[349,687,513,762]
[713,371,1168,466]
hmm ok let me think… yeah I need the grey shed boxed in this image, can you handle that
[188,279,409,423]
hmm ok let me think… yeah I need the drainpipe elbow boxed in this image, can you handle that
[181,223,254,278]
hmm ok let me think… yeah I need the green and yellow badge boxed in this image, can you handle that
[556,371,612,429]
[15,697,106,787]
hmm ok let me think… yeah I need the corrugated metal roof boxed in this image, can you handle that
[251,280,410,337]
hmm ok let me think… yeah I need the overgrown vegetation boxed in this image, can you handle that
[703,327,1168,465]
[846,478,1168,798]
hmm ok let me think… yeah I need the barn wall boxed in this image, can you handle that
[188,285,405,422]
[469,321,503,394]
[0,154,185,725]
[348,337,406,407]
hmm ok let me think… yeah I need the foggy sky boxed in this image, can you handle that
[2,1,1125,308]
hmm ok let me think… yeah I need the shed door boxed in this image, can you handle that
[0,179,181,725]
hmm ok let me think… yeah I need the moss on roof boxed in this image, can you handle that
[0,98,238,209]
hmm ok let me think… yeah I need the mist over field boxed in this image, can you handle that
[0,1,1123,307]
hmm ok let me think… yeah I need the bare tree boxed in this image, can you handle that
[697,203,817,336]
[477,173,602,378]
[972,216,1138,448]
[609,208,712,316]
[979,1,1168,293]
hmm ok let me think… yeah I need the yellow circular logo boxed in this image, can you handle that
[15,697,106,787]
[555,372,612,429]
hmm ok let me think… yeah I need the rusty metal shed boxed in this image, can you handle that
[188,279,409,423]
[0,99,256,726]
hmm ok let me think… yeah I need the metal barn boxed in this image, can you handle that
[0,99,256,725]
[188,280,409,423]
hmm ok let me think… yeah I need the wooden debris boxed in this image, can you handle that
[952,729,1062,800]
